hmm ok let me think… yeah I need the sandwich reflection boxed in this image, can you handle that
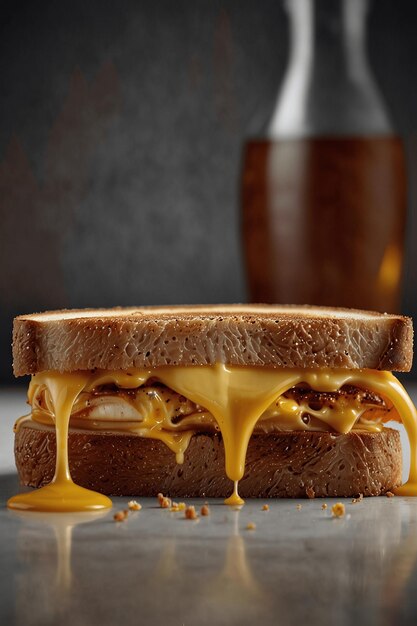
[135,505,270,623]
[380,500,417,625]
[9,499,417,625]
[11,509,108,625]
[200,512,267,611]
[11,504,268,625]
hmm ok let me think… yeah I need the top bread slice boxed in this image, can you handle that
[12,304,413,376]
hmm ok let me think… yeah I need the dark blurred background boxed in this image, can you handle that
[1,0,417,382]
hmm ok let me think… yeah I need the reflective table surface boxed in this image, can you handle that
[1,387,417,626]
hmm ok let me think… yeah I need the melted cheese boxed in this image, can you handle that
[22,379,384,462]
[7,365,417,512]
[8,374,112,512]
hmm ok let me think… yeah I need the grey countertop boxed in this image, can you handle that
[1,387,417,626]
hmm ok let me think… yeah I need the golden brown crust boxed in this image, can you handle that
[12,304,413,375]
[15,424,402,497]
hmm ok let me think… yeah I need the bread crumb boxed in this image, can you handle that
[177,502,186,511]
[306,486,315,499]
[170,503,180,512]
[246,522,256,530]
[386,491,395,498]
[113,510,128,522]
[262,504,269,511]
[321,503,328,510]
[185,505,198,520]
[296,504,302,510]
[352,493,364,504]
[200,504,210,516]
[160,497,172,509]
[157,492,164,504]
[128,500,142,511]
[332,502,345,518]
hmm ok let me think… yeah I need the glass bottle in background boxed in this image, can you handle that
[242,0,406,312]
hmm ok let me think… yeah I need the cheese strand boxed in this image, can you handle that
[8,373,111,512]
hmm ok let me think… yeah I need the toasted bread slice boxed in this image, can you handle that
[13,304,413,375]
[15,423,402,497]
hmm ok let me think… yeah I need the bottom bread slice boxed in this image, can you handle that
[14,424,402,498]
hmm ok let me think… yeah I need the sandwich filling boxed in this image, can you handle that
[27,380,392,462]
[10,364,417,511]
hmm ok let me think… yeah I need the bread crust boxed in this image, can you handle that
[15,424,402,497]
[12,305,413,375]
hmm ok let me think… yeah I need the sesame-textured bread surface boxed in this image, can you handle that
[15,424,402,498]
[12,304,413,375]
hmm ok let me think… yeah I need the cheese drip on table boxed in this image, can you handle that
[7,365,417,512]
[8,374,112,512]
